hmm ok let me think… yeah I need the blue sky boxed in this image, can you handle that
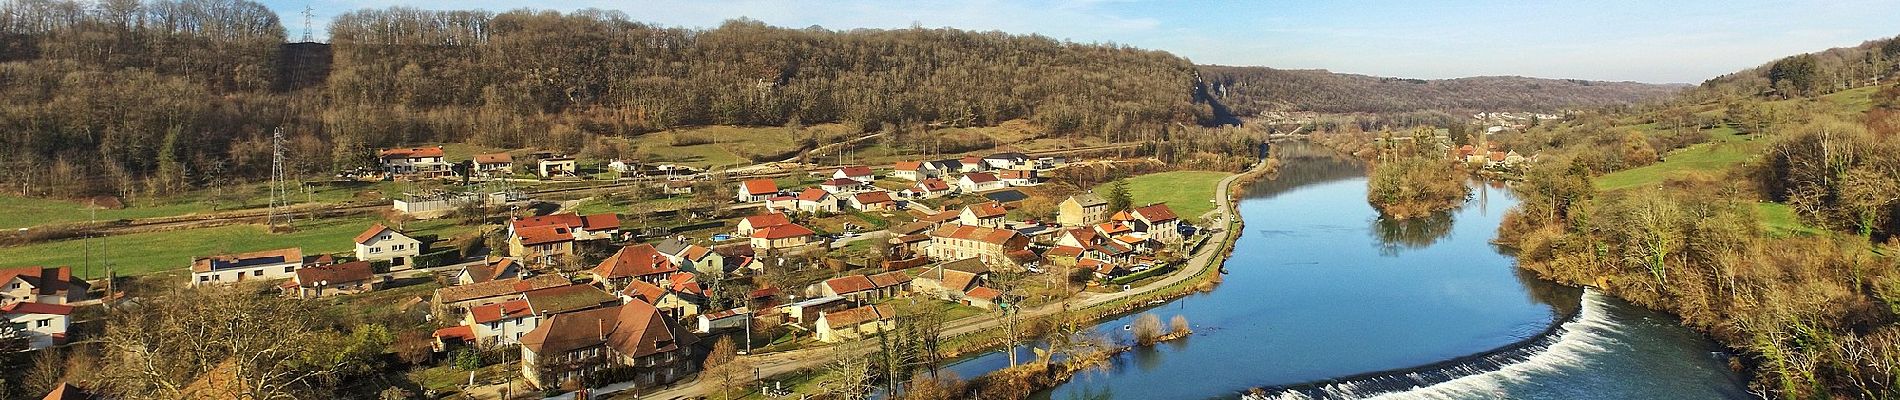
[261,0,1900,83]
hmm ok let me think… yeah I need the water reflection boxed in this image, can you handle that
[1372,210,1456,256]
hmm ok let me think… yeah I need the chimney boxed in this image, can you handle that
[597,319,606,341]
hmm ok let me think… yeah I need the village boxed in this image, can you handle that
[3,143,1218,399]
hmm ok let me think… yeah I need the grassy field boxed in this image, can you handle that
[571,195,691,217]
[1595,141,1759,192]
[0,216,480,278]
[1758,202,1825,238]
[1094,171,1230,224]
[631,124,851,169]
[0,180,430,230]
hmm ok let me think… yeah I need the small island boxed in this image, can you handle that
[1366,155,1471,219]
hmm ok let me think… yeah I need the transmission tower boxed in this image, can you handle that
[301,6,315,43]
[268,127,292,228]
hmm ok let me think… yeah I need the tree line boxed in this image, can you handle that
[1198,65,1685,116]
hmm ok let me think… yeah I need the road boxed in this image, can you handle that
[619,162,1258,399]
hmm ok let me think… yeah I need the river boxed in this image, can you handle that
[937,144,1752,399]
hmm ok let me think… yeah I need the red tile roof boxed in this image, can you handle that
[797,188,831,201]
[752,223,816,240]
[41,382,98,400]
[1132,204,1179,223]
[824,275,877,295]
[917,178,950,191]
[824,304,895,327]
[379,146,445,159]
[868,271,913,288]
[469,299,531,324]
[515,225,574,246]
[930,224,1023,245]
[1064,228,1098,245]
[621,280,667,304]
[894,161,922,171]
[432,325,476,341]
[292,261,376,287]
[853,191,894,205]
[520,301,695,358]
[837,166,874,177]
[0,266,81,296]
[515,213,619,232]
[1047,245,1084,257]
[667,272,705,296]
[962,172,999,183]
[0,301,73,315]
[741,179,779,195]
[741,213,793,229]
[965,286,1002,301]
[966,203,1009,218]
[594,244,680,280]
[474,153,513,164]
[353,224,396,245]
[191,248,302,273]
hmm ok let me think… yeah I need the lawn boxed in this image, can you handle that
[0,195,213,230]
[1758,202,1825,238]
[1595,141,1758,192]
[0,180,428,230]
[0,216,480,279]
[631,124,850,169]
[1092,171,1230,224]
[571,195,692,216]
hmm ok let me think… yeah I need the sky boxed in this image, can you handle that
[260,0,1900,83]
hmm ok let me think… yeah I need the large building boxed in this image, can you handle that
[0,266,87,305]
[518,301,698,389]
[189,248,304,286]
[354,224,422,267]
[926,224,1029,266]
[1057,193,1110,226]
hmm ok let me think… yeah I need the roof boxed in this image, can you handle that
[621,279,668,304]
[594,244,681,280]
[192,248,302,273]
[379,146,445,159]
[930,224,1023,245]
[868,271,913,288]
[797,188,831,201]
[474,153,513,164]
[894,161,922,171]
[998,170,1034,179]
[824,275,877,295]
[984,190,1030,204]
[1068,193,1108,207]
[853,191,894,205]
[886,221,934,236]
[741,179,779,195]
[292,261,376,286]
[962,172,999,184]
[1097,223,1133,236]
[917,178,951,191]
[917,210,961,224]
[353,224,400,244]
[652,238,693,257]
[522,284,618,315]
[1,302,74,316]
[940,257,991,274]
[432,325,476,341]
[1079,258,1124,274]
[984,152,1029,161]
[436,275,569,304]
[741,213,793,229]
[752,223,816,240]
[515,225,575,246]
[0,266,82,295]
[824,304,896,327]
[469,299,532,324]
[42,382,99,400]
[515,213,620,232]
[1064,228,1098,245]
[965,286,1003,301]
[938,269,980,293]
[1006,249,1041,264]
[822,178,862,187]
[1047,245,1085,257]
[1091,241,1135,256]
[681,245,714,261]
[926,159,963,170]
[667,272,705,296]
[461,259,518,284]
[895,233,931,244]
[1132,204,1180,223]
[965,203,1009,218]
[520,301,695,358]
[580,214,621,231]
[837,166,874,177]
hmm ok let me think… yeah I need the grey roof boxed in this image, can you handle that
[984,152,1029,161]
[651,238,693,256]
[927,160,963,170]
[984,190,1029,204]
[1069,193,1108,207]
[939,257,990,275]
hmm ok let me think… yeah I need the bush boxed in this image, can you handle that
[1133,313,1163,346]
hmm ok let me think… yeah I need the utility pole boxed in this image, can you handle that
[301,5,315,43]
[267,127,292,229]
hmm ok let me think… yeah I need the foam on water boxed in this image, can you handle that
[1243,289,1620,400]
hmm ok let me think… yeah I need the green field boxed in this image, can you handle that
[630,125,850,169]
[0,180,430,230]
[1595,140,1759,192]
[1094,171,1230,224]
[1758,202,1825,238]
[0,216,479,279]
[571,195,691,217]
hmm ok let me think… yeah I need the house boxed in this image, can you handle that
[432,275,572,319]
[592,244,681,291]
[867,271,914,298]
[607,159,639,175]
[378,146,450,176]
[982,152,1031,170]
[850,191,897,212]
[922,159,964,175]
[737,179,779,203]
[766,194,799,213]
[958,156,987,172]
[0,266,88,305]
[832,166,876,183]
[455,258,522,285]
[1057,228,1102,248]
[1126,203,1184,243]
[40,383,101,400]
[957,173,1004,193]
[913,209,962,228]
[190,248,304,286]
[2,301,72,350]
[473,153,514,176]
[820,178,866,194]
[713,245,764,273]
[354,224,422,268]
[653,238,725,274]
[814,304,897,343]
[279,261,382,298]
[518,302,698,389]
[1058,193,1110,226]
[820,275,877,302]
[1079,258,1128,281]
[926,225,1029,266]
[750,223,817,254]
[890,161,935,181]
[963,286,1003,309]
[663,180,695,195]
[795,188,840,213]
[780,295,849,327]
[736,213,793,236]
[508,213,621,263]
[1045,246,1084,269]
[890,233,932,259]
[465,299,535,347]
[911,258,987,303]
[513,213,622,241]
[619,276,705,320]
[537,156,578,178]
[997,169,1038,186]
[902,178,953,199]
[959,203,1010,228]
[696,307,751,333]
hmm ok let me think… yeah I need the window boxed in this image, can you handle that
[369,247,381,254]
[284,266,295,273]
[392,244,404,251]
[35,319,49,328]
[8,283,18,289]
[489,322,501,330]
[253,270,263,277]
[199,276,210,282]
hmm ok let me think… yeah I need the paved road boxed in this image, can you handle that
[620,162,1258,399]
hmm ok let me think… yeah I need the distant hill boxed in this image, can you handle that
[1198,66,1687,115]
[1693,35,1899,99]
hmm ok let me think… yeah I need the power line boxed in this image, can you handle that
[268,127,292,229]
[301,5,315,43]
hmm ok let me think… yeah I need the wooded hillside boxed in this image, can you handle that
[1692,35,1900,99]
[1199,65,1685,115]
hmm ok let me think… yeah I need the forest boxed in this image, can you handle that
[1198,65,1686,116]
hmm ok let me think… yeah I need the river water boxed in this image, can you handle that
[938,145,1752,399]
